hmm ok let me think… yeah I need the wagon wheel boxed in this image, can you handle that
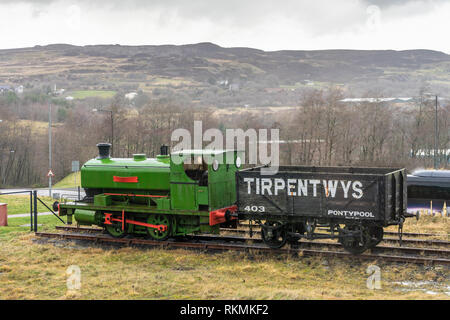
[146,214,171,241]
[105,224,126,238]
[368,226,384,247]
[339,225,370,255]
[261,221,287,249]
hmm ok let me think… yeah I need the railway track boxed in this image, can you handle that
[222,228,450,247]
[56,225,450,247]
[54,225,450,255]
[47,226,450,265]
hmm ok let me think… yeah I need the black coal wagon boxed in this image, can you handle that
[236,165,409,254]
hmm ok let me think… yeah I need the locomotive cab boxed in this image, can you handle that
[170,149,243,212]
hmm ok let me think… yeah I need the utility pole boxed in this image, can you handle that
[434,95,438,169]
[423,92,440,169]
[49,100,52,197]
[110,110,114,157]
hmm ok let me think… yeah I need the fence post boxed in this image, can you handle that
[30,191,33,231]
[78,186,81,201]
[33,190,38,232]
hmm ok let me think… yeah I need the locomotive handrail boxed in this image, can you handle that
[104,193,168,198]
[83,165,168,169]
[239,165,268,172]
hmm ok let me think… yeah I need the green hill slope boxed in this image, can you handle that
[1,43,449,98]
[53,172,81,188]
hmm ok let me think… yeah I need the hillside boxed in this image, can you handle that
[1,43,449,105]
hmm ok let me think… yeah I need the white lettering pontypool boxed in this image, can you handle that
[327,210,375,218]
[243,178,366,200]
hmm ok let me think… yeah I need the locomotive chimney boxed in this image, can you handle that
[160,145,169,156]
[97,143,111,159]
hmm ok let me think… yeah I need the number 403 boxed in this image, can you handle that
[244,205,265,212]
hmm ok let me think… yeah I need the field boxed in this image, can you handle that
[0,210,448,300]
[0,120,62,135]
[69,90,117,99]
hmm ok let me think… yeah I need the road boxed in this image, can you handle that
[9,212,53,218]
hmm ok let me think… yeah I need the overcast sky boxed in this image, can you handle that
[0,0,449,53]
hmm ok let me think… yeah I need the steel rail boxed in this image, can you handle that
[38,230,450,266]
[190,234,450,257]
[56,225,103,232]
[221,228,450,247]
[55,225,450,254]
[56,225,450,246]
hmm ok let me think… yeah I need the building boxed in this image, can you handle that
[125,92,138,100]
[0,85,12,93]
[0,84,24,94]
[217,79,229,86]
[15,85,23,94]
[340,97,414,103]
[229,83,240,92]
[411,149,450,165]
[53,84,65,96]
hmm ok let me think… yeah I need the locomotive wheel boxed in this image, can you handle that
[146,214,171,240]
[339,225,370,255]
[368,226,384,247]
[105,224,126,238]
[261,221,287,249]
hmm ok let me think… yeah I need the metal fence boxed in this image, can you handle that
[32,190,65,232]
[0,190,33,230]
[0,190,66,231]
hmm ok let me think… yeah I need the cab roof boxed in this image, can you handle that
[170,149,238,156]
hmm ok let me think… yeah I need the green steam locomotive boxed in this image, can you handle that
[56,143,242,239]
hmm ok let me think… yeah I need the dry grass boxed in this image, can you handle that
[0,207,448,300]
[211,105,301,118]
[0,120,62,135]
[0,51,126,77]
[69,90,116,99]
[0,234,448,300]
[0,213,448,300]
[386,215,449,238]
[149,76,198,86]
